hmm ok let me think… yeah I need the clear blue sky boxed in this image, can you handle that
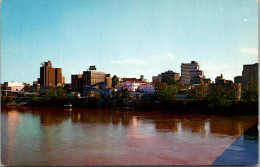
[1,0,258,83]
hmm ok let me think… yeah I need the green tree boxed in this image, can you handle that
[45,86,57,100]
[190,84,207,100]
[112,75,120,88]
[122,88,130,101]
[162,76,175,85]
[57,86,67,99]
[6,96,14,103]
[242,87,258,102]
[1,96,7,103]
[31,94,38,102]
[156,82,178,103]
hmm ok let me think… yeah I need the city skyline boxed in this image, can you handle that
[1,0,258,84]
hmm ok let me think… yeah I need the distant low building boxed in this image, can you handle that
[152,75,162,83]
[121,75,147,83]
[203,78,211,84]
[3,82,24,91]
[153,70,180,83]
[215,74,226,84]
[234,76,243,84]
[190,70,204,78]
[122,81,142,92]
[137,84,155,93]
[116,81,149,92]
[161,70,180,81]
[190,76,204,85]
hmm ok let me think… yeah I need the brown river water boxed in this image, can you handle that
[1,106,258,165]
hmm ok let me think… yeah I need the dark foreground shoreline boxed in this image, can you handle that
[2,100,258,117]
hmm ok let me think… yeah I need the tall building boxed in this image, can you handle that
[242,63,258,90]
[71,74,84,92]
[181,61,200,84]
[39,61,63,86]
[55,68,62,86]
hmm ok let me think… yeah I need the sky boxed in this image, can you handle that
[1,0,258,84]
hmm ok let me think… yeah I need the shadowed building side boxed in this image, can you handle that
[242,63,258,90]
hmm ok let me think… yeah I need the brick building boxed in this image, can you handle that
[71,66,112,93]
[71,74,84,92]
[39,61,63,86]
[83,71,107,86]
[242,63,258,90]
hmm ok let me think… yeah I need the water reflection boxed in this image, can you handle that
[6,110,22,164]
[71,109,133,126]
[40,111,70,125]
[2,107,257,137]
[1,107,258,165]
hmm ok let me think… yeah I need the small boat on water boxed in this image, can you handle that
[116,107,135,112]
[64,103,73,108]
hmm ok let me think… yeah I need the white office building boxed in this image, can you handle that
[181,61,200,84]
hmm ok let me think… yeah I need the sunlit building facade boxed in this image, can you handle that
[39,61,63,87]
[181,61,200,84]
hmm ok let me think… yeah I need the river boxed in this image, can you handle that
[1,106,258,165]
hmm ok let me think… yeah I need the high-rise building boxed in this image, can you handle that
[242,63,258,90]
[55,68,62,86]
[181,61,200,84]
[39,61,63,86]
[71,74,84,92]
